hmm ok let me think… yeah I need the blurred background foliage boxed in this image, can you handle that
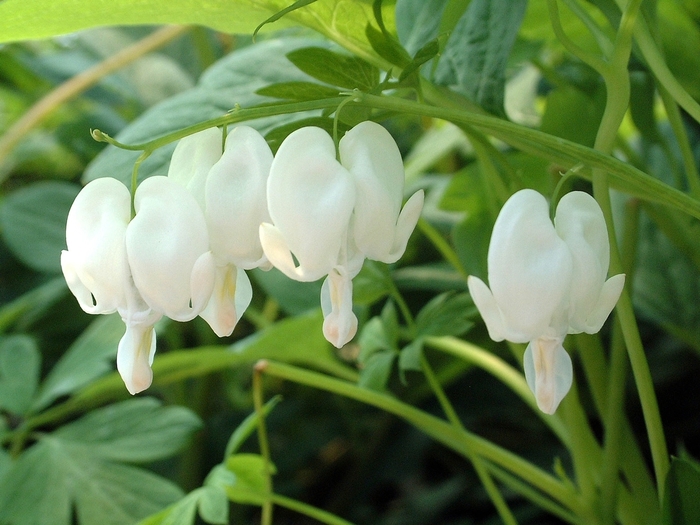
[1,0,700,524]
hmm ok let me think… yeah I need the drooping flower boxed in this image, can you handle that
[168,126,273,336]
[467,189,625,414]
[260,122,423,348]
[61,176,216,394]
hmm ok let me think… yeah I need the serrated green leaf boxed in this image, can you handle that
[54,398,201,463]
[0,180,79,273]
[358,350,396,391]
[415,292,476,337]
[256,81,341,101]
[31,313,125,412]
[0,334,40,415]
[286,47,380,91]
[663,456,700,525]
[435,0,528,115]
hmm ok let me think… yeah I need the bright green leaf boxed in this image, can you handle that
[358,350,396,391]
[197,486,229,524]
[0,181,79,273]
[225,454,271,505]
[0,334,40,415]
[286,47,380,91]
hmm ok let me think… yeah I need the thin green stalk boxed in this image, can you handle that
[268,493,356,525]
[420,353,518,525]
[589,0,670,501]
[548,0,608,73]
[253,364,274,525]
[258,359,586,515]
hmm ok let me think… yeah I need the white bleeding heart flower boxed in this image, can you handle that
[168,126,273,336]
[61,176,216,395]
[260,122,423,348]
[467,189,625,414]
[339,121,424,264]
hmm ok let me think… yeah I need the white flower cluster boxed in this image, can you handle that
[468,189,625,414]
[62,122,424,395]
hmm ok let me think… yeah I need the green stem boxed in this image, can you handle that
[253,365,274,525]
[420,353,518,525]
[268,493,356,525]
[257,360,585,515]
[589,0,670,501]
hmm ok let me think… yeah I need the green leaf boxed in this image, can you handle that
[54,398,202,463]
[399,338,424,373]
[253,0,319,37]
[31,313,125,412]
[0,180,79,273]
[395,0,449,55]
[0,334,40,415]
[262,117,350,154]
[251,267,322,315]
[399,39,441,82]
[353,260,393,305]
[138,492,199,525]
[225,454,271,505]
[435,0,528,115]
[0,432,184,525]
[540,85,606,148]
[453,211,493,281]
[256,81,341,101]
[358,350,396,391]
[365,24,412,69]
[83,38,337,186]
[415,292,476,337]
[286,47,380,91]
[197,486,229,524]
[663,456,700,525]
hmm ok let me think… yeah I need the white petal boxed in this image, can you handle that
[127,176,215,321]
[266,127,355,280]
[340,121,405,261]
[205,126,273,269]
[467,276,507,342]
[555,191,613,332]
[199,264,253,337]
[62,177,131,314]
[320,269,358,348]
[116,318,159,395]
[168,128,222,209]
[383,190,424,264]
[523,337,572,415]
[259,223,319,282]
[488,189,572,340]
[580,273,625,334]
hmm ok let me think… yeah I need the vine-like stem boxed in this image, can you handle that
[257,359,586,516]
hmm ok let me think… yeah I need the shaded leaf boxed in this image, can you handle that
[0,334,40,415]
[286,47,380,91]
[663,456,700,525]
[415,292,475,337]
[435,0,528,115]
[0,181,79,273]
